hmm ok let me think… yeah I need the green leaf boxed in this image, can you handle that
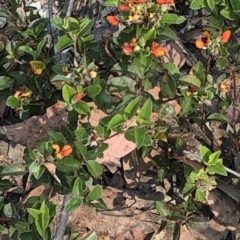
[107,76,136,92]
[207,113,229,122]
[81,231,97,240]
[103,0,119,6]
[3,203,17,217]
[6,96,20,108]
[200,145,211,164]
[65,198,82,212]
[206,0,214,11]
[208,162,227,176]
[73,101,90,115]
[134,127,152,149]
[0,76,14,90]
[208,151,221,165]
[140,54,153,73]
[143,28,156,42]
[180,96,198,116]
[39,201,50,235]
[179,74,201,89]
[161,14,178,24]
[190,0,205,10]
[73,177,84,196]
[230,0,240,11]
[92,198,107,209]
[18,45,35,57]
[78,18,94,37]
[62,84,76,103]
[138,98,152,121]
[56,36,74,52]
[164,62,180,79]
[1,163,26,176]
[183,183,195,197]
[155,201,171,217]
[220,7,237,20]
[48,131,67,144]
[75,141,87,158]
[160,75,176,98]
[209,15,224,29]
[75,127,87,140]
[55,157,80,172]
[217,57,227,69]
[159,26,178,40]
[195,189,206,202]
[86,160,103,178]
[124,96,141,119]
[192,61,206,83]
[86,184,102,201]
[36,39,47,57]
[159,103,176,117]
[107,114,125,130]
[0,224,4,232]
[86,85,102,98]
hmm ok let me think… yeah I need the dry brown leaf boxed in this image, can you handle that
[22,184,45,204]
[206,189,239,231]
[44,162,56,175]
[161,40,186,69]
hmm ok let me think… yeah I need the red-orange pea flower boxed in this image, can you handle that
[195,31,210,49]
[52,144,73,159]
[74,93,83,102]
[119,4,131,11]
[54,102,62,109]
[122,44,134,55]
[106,15,119,26]
[221,30,231,43]
[156,0,175,5]
[150,42,165,57]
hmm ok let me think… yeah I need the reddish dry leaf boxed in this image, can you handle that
[22,185,45,203]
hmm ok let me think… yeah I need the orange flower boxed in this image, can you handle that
[219,79,230,94]
[150,42,165,57]
[52,144,73,159]
[195,31,210,49]
[221,30,231,43]
[74,93,83,102]
[54,102,62,109]
[119,4,131,11]
[122,38,136,55]
[156,0,175,5]
[122,43,134,55]
[106,15,119,26]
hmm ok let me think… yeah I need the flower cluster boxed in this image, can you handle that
[52,144,73,159]
[106,0,175,26]
[195,30,231,49]
[122,38,165,57]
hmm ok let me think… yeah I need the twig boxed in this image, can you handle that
[52,193,72,240]
[66,0,75,17]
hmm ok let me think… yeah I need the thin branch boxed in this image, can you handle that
[52,193,72,240]
[66,0,75,18]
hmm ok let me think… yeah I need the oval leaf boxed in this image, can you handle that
[179,74,201,89]
[64,198,82,212]
[107,114,125,130]
[86,184,102,201]
[86,160,103,178]
[56,36,74,52]
[55,157,80,172]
